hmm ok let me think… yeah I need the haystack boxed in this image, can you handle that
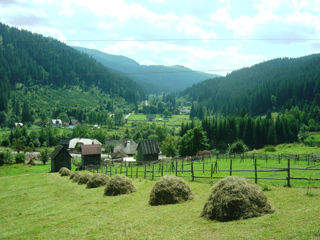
[87,173,110,188]
[78,173,92,185]
[149,175,193,205]
[59,167,71,176]
[201,176,274,221]
[104,174,136,196]
[70,171,81,182]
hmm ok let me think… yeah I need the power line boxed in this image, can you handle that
[65,38,320,42]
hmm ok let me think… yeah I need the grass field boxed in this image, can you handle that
[0,172,319,240]
[252,143,320,154]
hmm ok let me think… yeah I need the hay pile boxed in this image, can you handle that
[78,173,92,185]
[104,174,136,196]
[149,175,193,206]
[201,176,274,221]
[59,167,71,176]
[70,171,81,182]
[87,173,110,188]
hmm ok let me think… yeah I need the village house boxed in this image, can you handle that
[137,139,160,162]
[81,144,101,166]
[68,138,102,152]
[50,145,72,172]
[51,119,62,128]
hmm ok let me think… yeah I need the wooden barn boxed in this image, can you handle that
[81,144,101,166]
[137,139,160,162]
[50,145,72,172]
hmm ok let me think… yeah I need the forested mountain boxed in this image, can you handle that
[74,46,217,93]
[0,22,144,114]
[183,54,320,117]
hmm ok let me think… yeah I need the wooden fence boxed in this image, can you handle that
[85,153,320,187]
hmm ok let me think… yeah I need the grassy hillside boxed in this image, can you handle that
[0,173,319,240]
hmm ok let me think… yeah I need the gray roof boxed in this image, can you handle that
[138,139,160,155]
[50,145,71,159]
[113,140,138,155]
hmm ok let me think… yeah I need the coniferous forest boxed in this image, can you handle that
[0,22,144,114]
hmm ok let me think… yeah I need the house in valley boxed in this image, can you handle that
[51,119,62,128]
[50,145,72,172]
[137,139,160,162]
[81,144,101,166]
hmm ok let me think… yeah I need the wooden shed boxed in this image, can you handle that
[50,145,72,172]
[137,139,160,162]
[81,144,101,166]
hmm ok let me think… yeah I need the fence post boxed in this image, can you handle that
[152,165,154,180]
[287,158,291,187]
[229,159,233,176]
[191,160,194,181]
[210,163,213,179]
[161,163,164,176]
[175,160,178,176]
[182,159,184,173]
[203,160,205,173]
[126,165,128,176]
[144,164,146,179]
[254,157,258,184]
[136,167,138,178]
[120,162,122,175]
[131,165,133,178]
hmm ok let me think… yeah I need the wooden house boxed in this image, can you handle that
[137,139,160,162]
[81,144,101,166]
[50,145,72,172]
[51,119,62,128]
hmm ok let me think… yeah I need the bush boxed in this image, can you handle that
[87,173,110,188]
[264,145,276,152]
[149,175,193,206]
[70,171,81,182]
[78,173,92,185]
[104,174,136,196]
[201,176,274,221]
[40,149,49,165]
[15,153,26,164]
[228,140,249,154]
[59,167,71,176]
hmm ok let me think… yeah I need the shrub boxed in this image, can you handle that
[201,176,274,222]
[59,167,71,176]
[264,145,276,152]
[87,173,110,188]
[149,175,193,206]
[40,149,49,165]
[71,171,81,182]
[228,140,249,154]
[104,174,136,196]
[15,153,26,164]
[78,173,92,185]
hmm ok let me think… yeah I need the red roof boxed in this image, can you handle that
[81,144,101,156]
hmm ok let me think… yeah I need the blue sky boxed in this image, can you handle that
[0,0,320,75]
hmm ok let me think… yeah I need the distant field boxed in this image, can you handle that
[0,172,319,240]
[252,143,320,155]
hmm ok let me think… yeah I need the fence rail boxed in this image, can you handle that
[85,153,320,187]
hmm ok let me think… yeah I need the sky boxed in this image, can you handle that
[0,0,320,75]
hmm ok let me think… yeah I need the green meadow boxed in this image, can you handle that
[0,172,319,240]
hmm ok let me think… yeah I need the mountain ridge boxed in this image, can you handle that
[73,46,218,93]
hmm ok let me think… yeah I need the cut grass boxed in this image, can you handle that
[0,173,319,240]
